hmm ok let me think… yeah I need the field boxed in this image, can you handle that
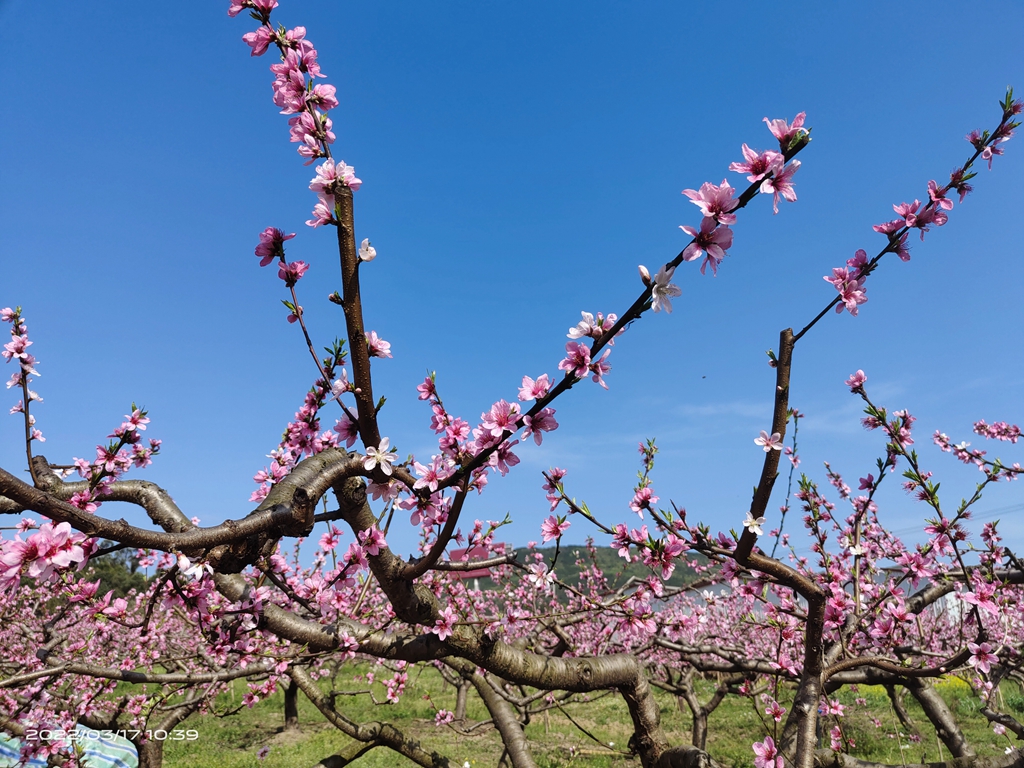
[161,665,1013,767]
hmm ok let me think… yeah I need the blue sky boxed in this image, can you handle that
[1,1,1022,562]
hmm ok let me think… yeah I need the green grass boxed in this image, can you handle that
[159,667,1016,767]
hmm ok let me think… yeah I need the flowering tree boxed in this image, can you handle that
[1,3,1023,768]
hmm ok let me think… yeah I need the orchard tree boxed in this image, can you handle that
[1,3,1024,768]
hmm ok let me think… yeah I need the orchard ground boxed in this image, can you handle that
[163,667,1014,768]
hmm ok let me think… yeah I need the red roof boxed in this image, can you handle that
[447,543,506,580]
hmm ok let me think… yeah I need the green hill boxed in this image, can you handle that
[471,542,702,593]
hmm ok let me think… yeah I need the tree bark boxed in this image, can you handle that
[136,740,163,768]
[454,679,470,722]
[884,685,917,736]
[311,741,380,767]
[905,678,975,759]
[460,664,538,768]
[284,677,300,731]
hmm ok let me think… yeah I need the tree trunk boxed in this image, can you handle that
[136,739,163,768]
[284,677,300,731]
[884,685,917,736]
[905,678,974,759]
[454,679,470,721]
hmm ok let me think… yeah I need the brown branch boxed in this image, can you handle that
[981,707,1024,740]
[0,661,274,689]
[288,666,453,768]
[735,327,795,562]
[311,742,381,768]
[651,638,790,677]
[400,487,469,580]
[905,677,976,759]
[0,450,365,573]
[446,659,539,768]
[823,650,971,681]
[886,684,918,736]
[432,552,518,572]
[334,186,381,449]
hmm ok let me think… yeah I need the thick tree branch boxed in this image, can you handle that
[905,678,976,759]
[334,186,381,449]
[0,450,365,573]
[0,661,274,689]
[447,659,538,768]
[289,666,452,768]
[735,327,795,562]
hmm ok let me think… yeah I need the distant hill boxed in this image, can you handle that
[469,543,702,593]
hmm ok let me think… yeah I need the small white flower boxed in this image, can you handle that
[364,437,397,476]
[177,554,211,582]
[743,513,766,536]
[359,238,377,262]
[331,369,350,397]
[754,430,783,452]
[650,265,682,313]
[527,563,556,590]
[848,544,865,556]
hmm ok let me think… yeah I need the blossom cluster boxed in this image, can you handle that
[231,1,336,163]
[306,157,362,228]
[393,372,560,530]
[823,249,869,316]
[932,429,1022,481]
[973,419,1021,443]
[673,113,807,282]
[70,408,162,513]
[250,341,347,503]
[0,521,95,593]
[556,312,617,387]
[629,439,660,519]
[232,1,365,246]
[823,93,1021,320]
[2,307,44,442]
